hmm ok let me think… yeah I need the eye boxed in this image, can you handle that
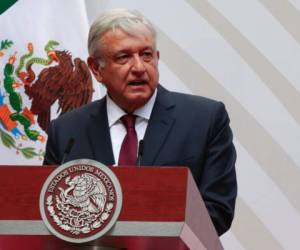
[141,50,153,61]
[115,53,130,64]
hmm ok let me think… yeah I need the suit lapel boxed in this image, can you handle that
[142,86,175,165]
[85,98,115,165]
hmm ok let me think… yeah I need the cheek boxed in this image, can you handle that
[114,66,131,81]
[148,65,159,81]
[106,68,127,83]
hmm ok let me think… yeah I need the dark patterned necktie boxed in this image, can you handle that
[118,114,138,166]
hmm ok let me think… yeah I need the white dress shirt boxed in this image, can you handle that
[106,89,157,165]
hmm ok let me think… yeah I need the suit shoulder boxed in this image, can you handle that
[167,89,224,112]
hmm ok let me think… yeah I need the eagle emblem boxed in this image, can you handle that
[40,160,122,243]
[48,173,112,234]
[0,39,93,159]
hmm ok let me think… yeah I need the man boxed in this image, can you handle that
[44,8,237,236]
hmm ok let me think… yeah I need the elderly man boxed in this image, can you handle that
[44,8,237,236]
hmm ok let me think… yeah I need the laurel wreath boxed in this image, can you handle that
[46,195,114,235]
[0,127,44,159]
[0,39,45,159]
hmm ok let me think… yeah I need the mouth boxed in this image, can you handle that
[128,80,147,86]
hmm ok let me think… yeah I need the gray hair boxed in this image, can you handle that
[88,8,157,59]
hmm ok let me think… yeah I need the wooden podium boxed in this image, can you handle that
[0,166,223,250]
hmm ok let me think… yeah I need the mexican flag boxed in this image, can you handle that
[0,0,101,165]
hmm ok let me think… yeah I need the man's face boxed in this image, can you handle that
[88,28,159,113]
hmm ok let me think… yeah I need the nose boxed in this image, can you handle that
[131,54,146,74]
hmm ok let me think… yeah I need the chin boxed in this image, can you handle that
[125,96,150,111]
[129,91,151,101]
[132,97,148,107]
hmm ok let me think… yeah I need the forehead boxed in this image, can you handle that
[100,28,155,54]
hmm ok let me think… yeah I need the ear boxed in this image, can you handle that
[156,50,160,59]
[87,57,103,82]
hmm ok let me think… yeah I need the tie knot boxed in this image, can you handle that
[121,114,136,131]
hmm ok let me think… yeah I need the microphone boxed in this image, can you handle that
[136,140,144,166]
[61,138,75,165]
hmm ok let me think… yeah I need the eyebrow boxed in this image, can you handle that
[114,46,154,54]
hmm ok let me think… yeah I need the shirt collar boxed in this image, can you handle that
[106,88,157,127]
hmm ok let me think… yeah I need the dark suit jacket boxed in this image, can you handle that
[44,85,237,236]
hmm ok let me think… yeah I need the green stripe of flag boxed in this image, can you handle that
[0,0,18,15]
